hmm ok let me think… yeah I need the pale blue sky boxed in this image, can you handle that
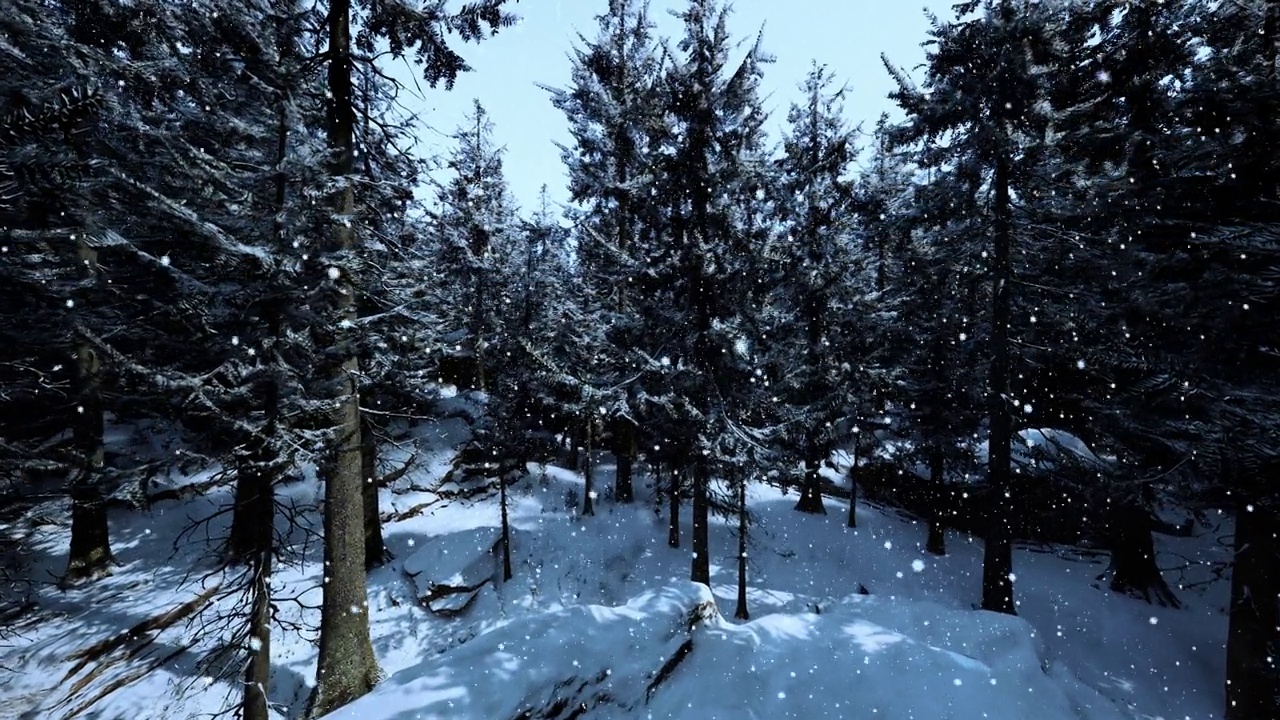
[390,1,945,212]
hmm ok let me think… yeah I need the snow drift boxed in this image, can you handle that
[323,582,1126,720]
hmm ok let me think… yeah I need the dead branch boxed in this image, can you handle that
[59,640,196,719]
[62,583,220,680]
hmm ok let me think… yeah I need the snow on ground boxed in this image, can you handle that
[326,581,1127,720]
[0,415,1231,720]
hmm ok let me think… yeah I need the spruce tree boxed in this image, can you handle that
[885,0,1059,614]
[769,61,860,516]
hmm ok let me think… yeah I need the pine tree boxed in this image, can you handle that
[1032,0,1194,605]
[1116,3,1280,715]
[544,0,668,505]
[654,0,773,586]
[308,2,518,715]
[768,61,861,516]
[885,0,1059,614]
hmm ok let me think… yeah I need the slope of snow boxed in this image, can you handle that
[0,413,1231,720]
[326,580,1128,720]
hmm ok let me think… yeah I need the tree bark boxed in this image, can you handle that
[499,461,513,582]
[242,527,273,720]
[734,473,749,620]
[581,417,595,516]
[613,419,636,503]
[981,149,1016,616]
[927,440,946,556]
[691,460,710,586]
[229,324,278,565]
[846,441,859,529]
[795,439,827,515]
[65,286,112,585]
[242,47,292,714]
[308,0,379,713]
[1224,499,1280,720]
[668,467,680,548]
[361,413,388,570]
[1106,503,1178,606]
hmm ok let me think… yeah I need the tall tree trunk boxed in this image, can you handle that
[1107,503,1178,606]
[229,331,279,565]
[361,413,387,570]
[613,420,636,503]
[927,439,946,556]
[470,274,487,393]
[846,441,859,529]
[243,515,273,720]
[581,417,595,516]
[734,473,749,621]
[1224,498,1280,720]
[981,149,1016,616]
[308,0,379,713]
[691,460,710,586]
[241,314,279,720]
[795,438,827,515]
[242,53,292,715]
[65,241,111,585]
[228,453,274,562]
[668,467,680,548]
[499,462,513,582]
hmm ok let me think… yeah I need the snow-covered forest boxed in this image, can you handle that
[1,0,1277,718]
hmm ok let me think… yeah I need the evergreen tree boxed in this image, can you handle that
[654,0,773,585]
[885,0,1059,614]
[768,61,861,516]
[308,2,518,715]
[544,0,668,505]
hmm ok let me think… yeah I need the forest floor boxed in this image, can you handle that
[0,408,1232,720]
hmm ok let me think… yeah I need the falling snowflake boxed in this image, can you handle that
[911,559,926,573]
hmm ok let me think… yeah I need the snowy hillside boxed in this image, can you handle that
[0,415,1231,720]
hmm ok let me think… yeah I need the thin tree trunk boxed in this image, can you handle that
[242,52,292,715]
[795,439,827,515]
[613,420,636,503]
[653,461,664,517]
[668,467,680,549]
[734,473,749,621]
[65,241,112,585]
[242,528,273,720]
[499,462,513,582]
[927,440,946,556]
[361,413,388,570]
[981,149,1016,616]
[691,460,710,586]
[1224,498,1280,720]
[846,441,859,529]
[241,328,278,720]
[229,334,279,564]
[581,418,595,516]
[308,0,379,713]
